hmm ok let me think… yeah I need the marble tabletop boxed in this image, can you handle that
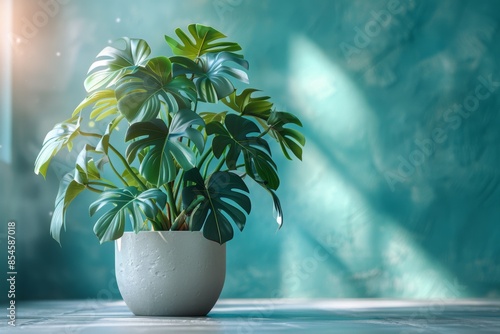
[6,299,500,333]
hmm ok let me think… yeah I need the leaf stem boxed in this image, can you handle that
[164,183,179,218]
[77,130,129,187]
[85,185,103,193]
[88,181,117,189]
[257,126,271,138]
[170,196,204,230]
[107,157,129,187]
[213,156,226,173]
[197,149,212,169]
[108,144,147,191]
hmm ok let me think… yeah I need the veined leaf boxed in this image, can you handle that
[172,52,249,102]
[115,56,196,123]
[222,89,273,119]
[182,168,251,244]
[72,90,119,121]
[89,187,167,243]
[34,116,81,178]
[165,24,242,60]
[267,111,305,160]
[50,173,86,245]
[125,110,205,186]
[207,114,280,190]
[84,38,151,92]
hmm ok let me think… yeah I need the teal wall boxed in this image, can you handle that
[1,0,500,300]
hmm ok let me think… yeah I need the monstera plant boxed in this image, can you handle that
[35,24,305,246]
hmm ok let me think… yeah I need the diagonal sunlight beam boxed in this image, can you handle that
[0,0,12,164]
[279,35,464,298]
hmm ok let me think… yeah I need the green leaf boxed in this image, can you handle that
[207,114,280,190]
[199,111,228,124]
[72,90,119,121]
[172,52,249,102]
[182,168,251,244]
[74,144,97,184]
[34,116,81,178]
[165,24,242,60]
[222,89,273,119]
[115,56,196,123]
[125,110,205,186]
[84,38,151,92]
[267,111,306,160]
[89,187,167,243]
[50,173,86,245]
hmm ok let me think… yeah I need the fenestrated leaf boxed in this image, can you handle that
[222,89,273,119]
[206,114,280,190]
[34,116,81,178]
[84,38,151,92]
[115,56,196,123]
[165,24,242,60]
[172,52,248,102]
[182,168,251,244]
[267,111,305,160]
[50,173,86,245]
[125,110,205,186]
[89,187,167,243]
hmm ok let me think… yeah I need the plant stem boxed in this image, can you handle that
[78,130,101,139]
[108,144,147,191]
[257,126,271,138]
[107,158,129,187]
[213,156,226,173]
[88,181,117,189]
[85,185,103,193]
[173,169,185,208]
[202,153,215,178]
[170,196,204,230]
[197,149,212,169]
[164,183,179,218]
[78,130,129,187]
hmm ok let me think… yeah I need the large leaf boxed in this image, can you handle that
[34,116,81,178]
[125,110,205,186]
[182,168,251,244]
[84,38,151,92]
[172,52,248,102]
[50,173,86,245]
[89,187,167,243]
[267,111,306,160]
[207,114,280,190]
[115,56,196,123]
[222,89,273,119]
[72,89,119,122]
[165,24,242,60]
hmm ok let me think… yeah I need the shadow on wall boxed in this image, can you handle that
[275,0,500,298]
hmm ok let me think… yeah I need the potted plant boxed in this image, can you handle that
[34,24,305,316]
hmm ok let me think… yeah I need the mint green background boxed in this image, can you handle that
[1,0,500,300]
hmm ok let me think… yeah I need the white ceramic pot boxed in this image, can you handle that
[115,231,226,316]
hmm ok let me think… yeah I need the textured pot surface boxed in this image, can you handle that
[115,231,226,316]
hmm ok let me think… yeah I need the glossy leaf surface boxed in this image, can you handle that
[182,168,250,244]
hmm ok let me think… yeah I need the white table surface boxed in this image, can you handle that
[6,299,500,333]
